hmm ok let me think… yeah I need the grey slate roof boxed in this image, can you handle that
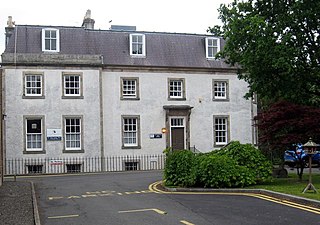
[4,25,234,69]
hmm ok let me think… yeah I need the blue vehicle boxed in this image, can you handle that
[284,144,320,168]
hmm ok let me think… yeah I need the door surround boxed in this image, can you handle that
[163,105,193,150]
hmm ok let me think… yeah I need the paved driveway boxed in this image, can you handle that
[24,171,320,225]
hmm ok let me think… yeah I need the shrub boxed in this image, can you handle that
[214,141,273,183]
[164,150,197,187]
[198,154,255,188]
[163,141,273,188]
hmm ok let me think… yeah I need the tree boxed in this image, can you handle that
[209,0,320,106]
[255,100,320,156]
[255,101,320,179]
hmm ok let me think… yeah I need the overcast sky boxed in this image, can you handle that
[0,0,233,54]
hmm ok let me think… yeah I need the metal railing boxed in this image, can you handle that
[5,154,166,175]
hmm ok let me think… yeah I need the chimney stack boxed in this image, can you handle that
[5,16,15,47]
[82,9,95,29]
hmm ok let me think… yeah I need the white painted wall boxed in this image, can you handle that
[103,70,256,155]
[4,68,101,158]
[3,67,256,159]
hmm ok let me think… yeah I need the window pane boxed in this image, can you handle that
[169,80,183,98]
[25,75,42,96]
[65,118,81,150]
[123,117,138,146]
[45,30,50,38]
[51,40,56,50]
[122,79,137,97]
[131,34,144,55]
[64,75,81,96]
[51,30,56,38]
[214,81,227,99]
[26,119,42,150]
[215,117,227,144]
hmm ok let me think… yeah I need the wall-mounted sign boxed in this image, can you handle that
[47,129,62,141]
[149,134,162,139]
[49,160,63,166]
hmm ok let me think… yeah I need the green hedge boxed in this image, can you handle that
[164,141,272,188]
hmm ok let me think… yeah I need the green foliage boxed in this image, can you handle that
[209,0,320,106]
[198,154,254,188]
[215,141,273,183]
[164,141,273,188]
[164,150,197,187]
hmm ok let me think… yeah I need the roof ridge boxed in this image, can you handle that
[14,24,217,37]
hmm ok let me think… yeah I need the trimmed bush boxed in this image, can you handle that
[198,154,255,188]
[215,141,273,183]
[163,141,273,188]
[164,150,197,187]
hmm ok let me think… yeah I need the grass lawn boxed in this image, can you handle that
[247,173,320,201]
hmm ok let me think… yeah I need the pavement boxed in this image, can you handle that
[0,180,39,225]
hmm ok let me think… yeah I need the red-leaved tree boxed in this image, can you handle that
[256,101,320,158]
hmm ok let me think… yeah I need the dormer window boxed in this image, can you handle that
[130,34,146,57]
[205,37,220,59]
[42,28,60,52]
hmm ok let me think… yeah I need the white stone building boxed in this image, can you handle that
[0,13,257,173]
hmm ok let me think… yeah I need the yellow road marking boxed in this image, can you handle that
[118,208,167,215]
[67,196,81,199]
[48,214,79,219]
[48,196,64,200]
[48,189,152,200]
[149,180,320,215]
[180,220,195,225]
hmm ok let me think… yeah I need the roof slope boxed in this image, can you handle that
[4,25,233,69]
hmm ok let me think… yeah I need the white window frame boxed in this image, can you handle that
[42,28,60,52]
[25,117,44,152]
[129,34,146,57]
[206,37,220,59]
[64,117,82,151]
[168,78,185,100]
[213,116,229,146]
[62,73,82,98]
[213,80,229,100]
[121,77,139,100]
[122,116,140,148]
[24,73,44,97]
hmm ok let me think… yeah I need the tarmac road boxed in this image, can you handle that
[21,171,320,225]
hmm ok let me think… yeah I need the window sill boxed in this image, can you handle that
[42,50,60,53]
[23,150,46,154]
[212,98,229,102]
[168,98,186,101]
[120,97,140,101]
[130,55,146,58]
[214,144,227,148]
[62,96,84,99]
[122,145,141,149]
[23,95,45,99]
[63,149,85,153]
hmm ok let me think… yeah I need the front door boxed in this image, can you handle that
[170,118,185,150]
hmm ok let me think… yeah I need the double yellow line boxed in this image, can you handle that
[149,181,320,215]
